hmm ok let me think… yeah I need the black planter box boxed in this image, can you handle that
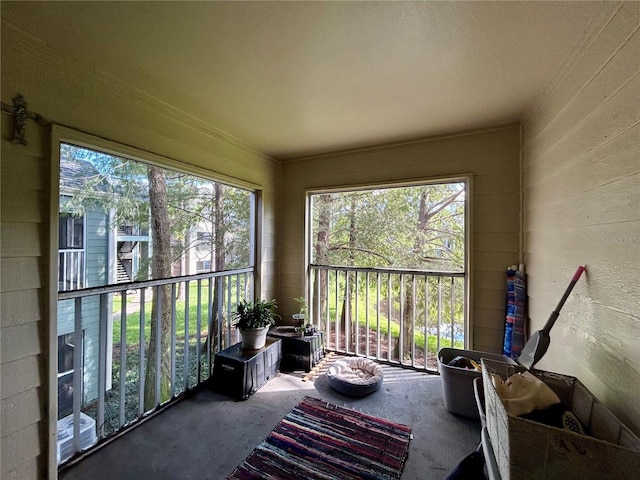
[268,327,324,372]
[212,337,281,400]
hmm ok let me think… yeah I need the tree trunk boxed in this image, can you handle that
[144,166,173,410]
[313,194,331,330]
[393,190,430,361]
[340,195,358,351]
[208,183,226,360]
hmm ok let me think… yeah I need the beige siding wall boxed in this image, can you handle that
[279,126,521,352]
[1,27,280,478]
[1,117,49,479]
[523,2,639,434]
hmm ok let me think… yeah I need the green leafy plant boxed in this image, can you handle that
[232,299,279,330]
[293,296,308,316]
[294,323,315,336]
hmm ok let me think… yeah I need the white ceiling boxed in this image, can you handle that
[1,1,609,159]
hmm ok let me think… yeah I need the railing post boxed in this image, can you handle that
[138,288,146,417]
[155,285,162,407]
[386,274,392,362]
[97,293,109,438]
[61,252,67,290]
[170,283,177,399]
[399,274,404,365]
[77,251,84,289]
[354,271,359,355]
[450,277,456,346]
[437,277,442,354]
[334,269,340,352]
[375,272,381,359]
[424,277,429,371]
[323,268,329,348]
[216,275,224,351]
[184,281,190,392]
[119,291,127,428]
[314,267,320,330]
[344,271,350,354]
[318,268,325,344]
[226,275,233,345]
[411,275,416,368]
[196,280,202,383]
[365,271,370,358]
[72,297,83,457]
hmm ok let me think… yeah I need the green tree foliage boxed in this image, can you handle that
[312,183,464,271]
[310,183,466,360]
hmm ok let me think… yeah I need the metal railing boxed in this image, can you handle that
[308,265,466,371]
[56,268,253,465]
[59,249,85,291]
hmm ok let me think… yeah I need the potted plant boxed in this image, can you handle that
[293,297,315,337]
[294,323,316,337]
[233,299,279,350]
[292,296,308,327]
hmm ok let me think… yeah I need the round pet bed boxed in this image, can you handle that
[327,357,384,397]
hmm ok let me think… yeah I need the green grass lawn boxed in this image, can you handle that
[112,286,464,354]
[321,301,463,354]
[112,281,222,346]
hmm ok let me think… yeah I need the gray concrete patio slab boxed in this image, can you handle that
[60,363,481,480]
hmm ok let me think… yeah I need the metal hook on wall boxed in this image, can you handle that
[1,94,51,145]
[12,94,28,145]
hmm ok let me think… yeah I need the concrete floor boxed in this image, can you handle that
[60,363,481,480]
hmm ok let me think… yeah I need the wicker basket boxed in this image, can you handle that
[481,358,640,480]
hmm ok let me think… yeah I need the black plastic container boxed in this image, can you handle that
[268,327,324,372]
[212,337,281,400]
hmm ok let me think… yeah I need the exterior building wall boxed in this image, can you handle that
[57,208,109,406]
[1,115,49,479]
[1,26,280,479]
[523,2,639,434]
[85,210,109,288]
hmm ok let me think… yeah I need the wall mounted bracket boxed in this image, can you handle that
[12,94,28,145]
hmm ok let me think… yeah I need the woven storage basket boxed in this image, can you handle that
[481,358,640,480]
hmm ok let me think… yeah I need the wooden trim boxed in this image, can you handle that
[465,175,474,349]
[48,125,61,480]
[304,173,474,196]
[282,124,521,163]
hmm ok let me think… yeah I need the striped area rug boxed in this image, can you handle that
[226,396,411,480]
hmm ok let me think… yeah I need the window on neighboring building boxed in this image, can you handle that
[59,214,84,249]
[58,213,86,291]
[57,332,83,417]
[196,260,211,272]
[196,231,212,242]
